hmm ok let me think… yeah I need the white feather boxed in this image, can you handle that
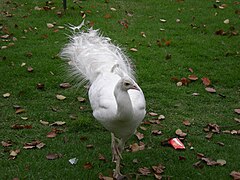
[60,23,146,177]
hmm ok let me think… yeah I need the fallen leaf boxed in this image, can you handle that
[188,74,198,81]
[77,97,86,102]
[175,129,187,137]
[205,132,213,139]
[148,112,158,116]
[234,109,240,115]
[50,121,66,126]
[56,94,66,100]
[15,108,26,114]
[27,66,33,72]
[138,167,151,175]
[36,142,45,149]
[104,13,111,19]
[223,19,230,24]
[130,48,138,52]
[47,23,54,28]
[1,140,12,147]
[59,82,71,88]
[202,77,211,86]
[180,77,189,86]
[98,154,107,162]
[3,92,11,98]
[217,159,226,166]
[160,19,167,23]
[135,131,144,140]
[130,142,145,152]
[110,7,116,11]
[84,162,93,169]
[192,92,200,96]
[86,144,94,149]
[205,87,216,93]
[230,171,240,180]
[47,131,57,138]
[216,142,225,146]
[46,153,60,160]
[152,164,165,174]
[158,115,165,120]
[36,83,45,89]
[182,120,191,126]
[40,120,49,125]
[151,130,162,136]
[11,124,32,129]
[10,149,20,157]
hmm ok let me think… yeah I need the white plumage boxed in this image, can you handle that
[61,23,146,179]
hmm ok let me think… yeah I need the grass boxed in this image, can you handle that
[1,0,240,179]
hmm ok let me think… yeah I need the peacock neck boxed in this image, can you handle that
[114,88,133,121]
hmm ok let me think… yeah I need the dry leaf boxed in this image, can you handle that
[3,92,11,98]
[47,23,54,28]
[160,19,167,23]
[50,121,66,126]
[59,82,71,88]
[130,142,145,152]
[148,112,158,116]
[10,149,20,157]
[56,94,66,100]
[223,19,229,24]
[104,13,111,19]
[202,77,211,86]
[234,108,240,115]
[15,108,25,114]
[84,162,93,169]
[151,130,162,135]
[175,129,187,137]
[152,164,165,174]
[47,131,57,138]
[135,131,144,140]
[182,120,191,126]
[138,167,151,175]
[188,74,198,81]
[130,48,138,52]
[40,120,49,125]
[1,141,12,147]
[46,153,60,160]
[98,154,107,162]
[36,83,45,89]
[158,115,165,120]
[217,159,226,166]
[205,87,216,93]
[77,97,86,102]
[230,171,240,180]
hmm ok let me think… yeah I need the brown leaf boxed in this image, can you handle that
[1,140,12,147]
[138,167,151,175]
[36,83,45,89]
[104,13,111,19]
[27,66,33,72]
[188,68,194,73]
[84,162,93,169]
[152,164,165,174]
[205,132,213,139]
[135,131,144,140]
[59,82,71,89]
[46,153,60,160]
[47,131,57,138]
[182,120,191,126]
[15,108,26,114]
[217,159,226,166]
[188,74,198,81]
[130,48,138,52]
[148,112,158,116]
[36,142,45,149]
[180,77,189,86]
[151,130,162,136]
[50,121,66,126]
[98,154,107,162]
[202,77,211,86]
[40,120,49,125]
[175,129,187,137]
[205,87,216,93]
[11,124,32,129]
[10,149,20,157]
[86,144,94,149]
[230,171,240,180]
[130,142,145,152]
[234,108,240,115]
[77,97,86,102]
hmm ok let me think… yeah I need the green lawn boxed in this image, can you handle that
[1,0,240,179]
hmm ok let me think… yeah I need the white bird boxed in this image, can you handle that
[61,23,146,179]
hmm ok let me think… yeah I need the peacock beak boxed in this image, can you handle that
[131,84,140,91]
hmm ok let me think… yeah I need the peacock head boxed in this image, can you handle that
[120,77,140,91]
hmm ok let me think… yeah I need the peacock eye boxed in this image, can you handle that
[124,82,130,86]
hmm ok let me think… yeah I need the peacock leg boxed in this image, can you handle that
[111,133,118,162]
